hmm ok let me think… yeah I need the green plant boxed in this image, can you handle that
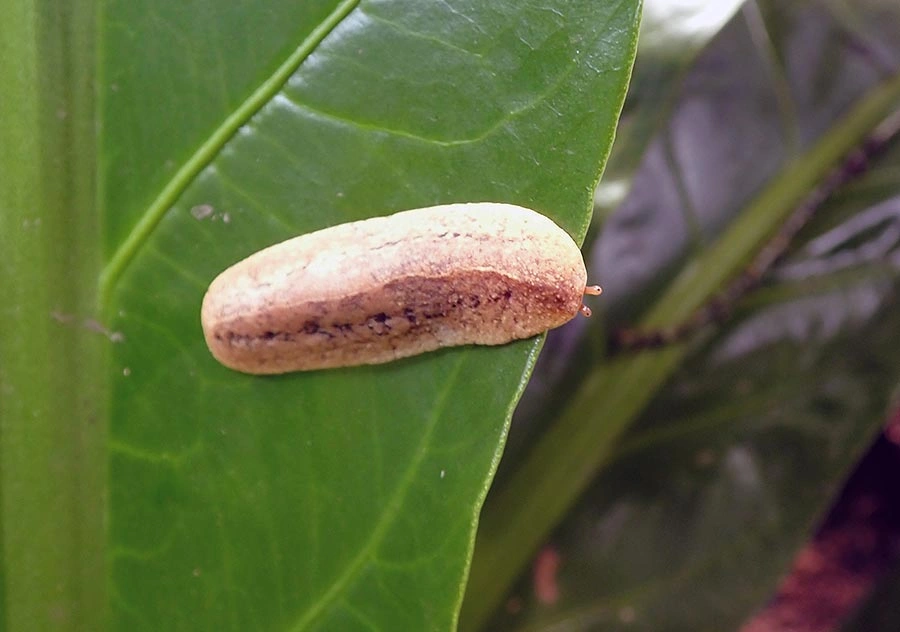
[6,1,900,631]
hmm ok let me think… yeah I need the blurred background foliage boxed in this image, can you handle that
[470,0,900,630]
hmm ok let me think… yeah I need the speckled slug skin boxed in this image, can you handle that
[200,202,599,374]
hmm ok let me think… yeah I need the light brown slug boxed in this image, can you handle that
[200,202,601,374]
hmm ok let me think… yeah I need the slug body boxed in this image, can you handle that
[201,203,596,374]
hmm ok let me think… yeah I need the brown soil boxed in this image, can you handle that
[740,409,900,632]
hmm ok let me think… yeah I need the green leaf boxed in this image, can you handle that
[97,1,640,630]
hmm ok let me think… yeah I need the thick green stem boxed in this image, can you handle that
[0,2,105,630]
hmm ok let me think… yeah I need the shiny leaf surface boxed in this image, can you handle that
[99,1,641,630]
